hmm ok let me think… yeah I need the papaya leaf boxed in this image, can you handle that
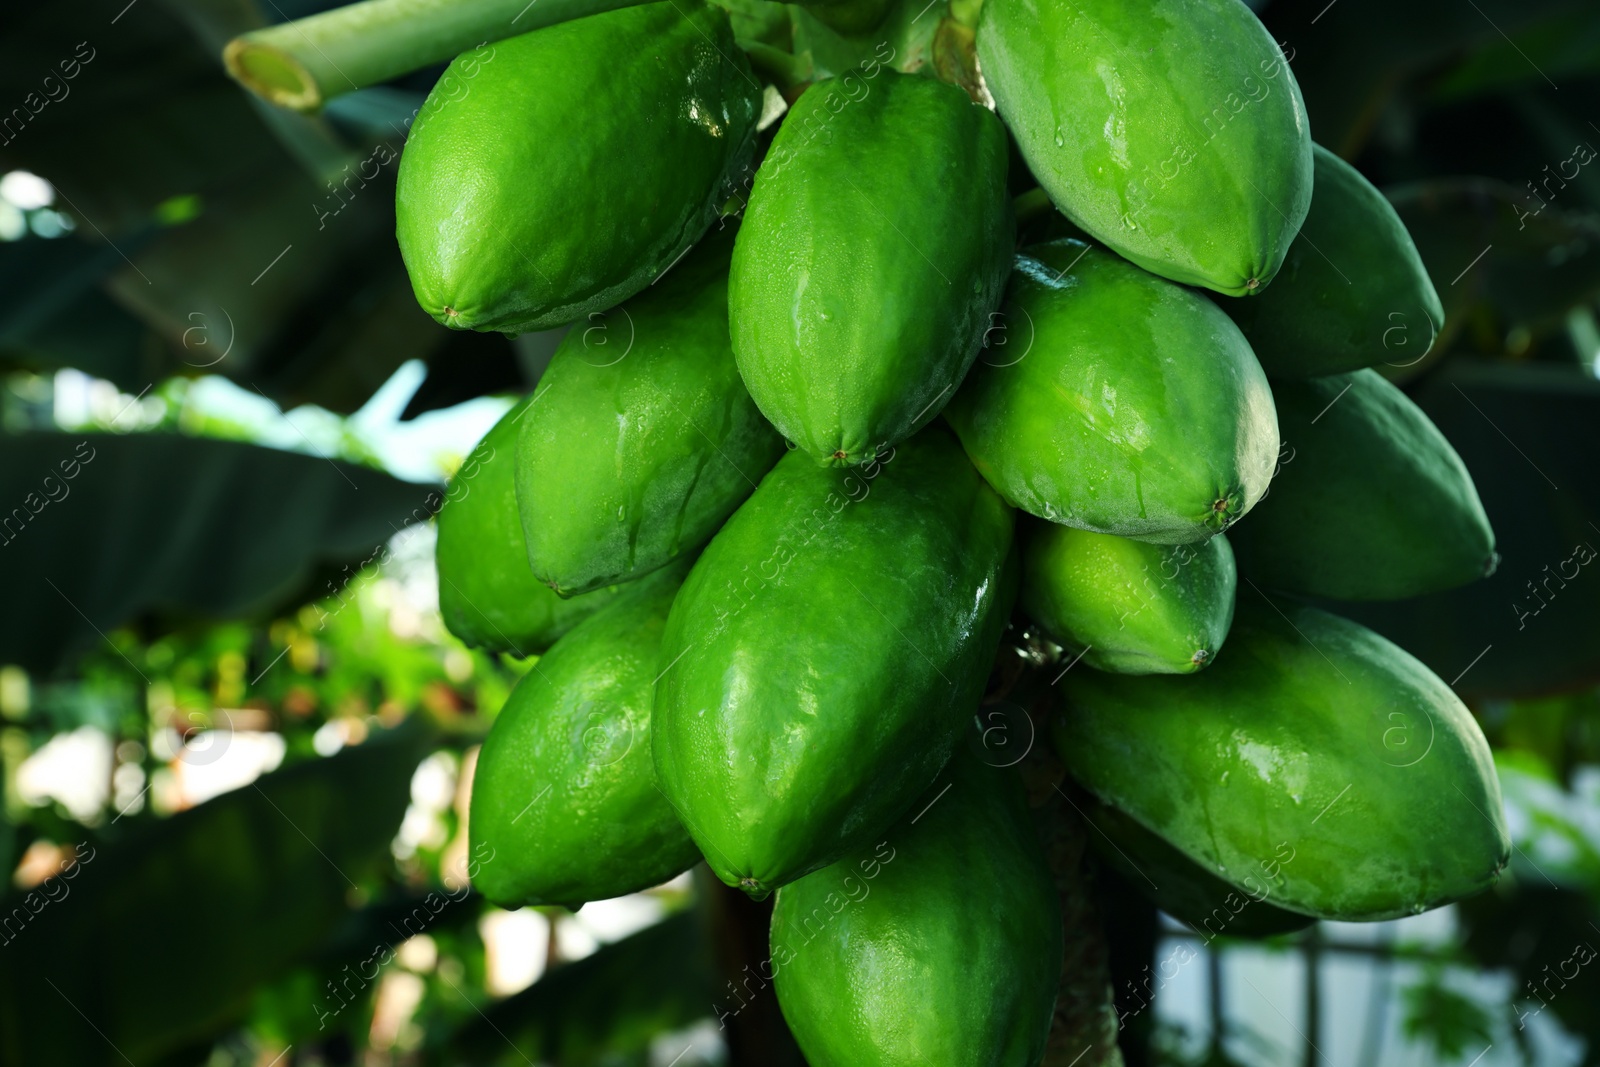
[0,431,438,676]
[1330,361,1600,697]
[1259,0,1585,156]
[1458,883,1600,1047]
[0,723,430,1067]
[1493,754,1600,895]
[1399,968,1495,1062]
[1386,178,1600,369]
[444,910,717,1067]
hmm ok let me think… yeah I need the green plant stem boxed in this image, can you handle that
[223,0,655,112]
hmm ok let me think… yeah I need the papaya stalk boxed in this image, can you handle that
[1015,675,1125,1067]
[222,0,656,111]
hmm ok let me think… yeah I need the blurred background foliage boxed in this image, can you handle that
[1,0,1600,1064]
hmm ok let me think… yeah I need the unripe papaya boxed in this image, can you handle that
[771,751,1061,1067]
[515,230,785,597]
[1020,520,1236,675]
[795,0,895,35]
[977,0,1312,295]
[729,69,1012,466]
[943,239,1280,543]
[1054,599,1510,920]
[468,562,700,909]
[1228,370,1497,600]
[436,396,618,654]
[1223,145,1445,378]
[1082,799,1313,937]
[395,3,760,333]
[652,426,1015,896]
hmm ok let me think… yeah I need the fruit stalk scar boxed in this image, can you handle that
[222,0,656,112]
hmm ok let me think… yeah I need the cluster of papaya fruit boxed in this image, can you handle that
[408,0,1512,1060]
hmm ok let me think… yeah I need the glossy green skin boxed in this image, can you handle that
[468,563,700,909]
[1084,801,1312,937]
[771,753,1060,1067]
[944,239,1280,543]
[977,0,1312,295]
[652,427,1015,895]
[730,71,1012,466]
[436,396,617,654]
[1054,599,1510,920]
[1229,370,1497,600]
[515,232,784,597]
[797,0,896,34]
[1224,145,1445,379]
[395,3,760,333]
[1020,519,1236,674]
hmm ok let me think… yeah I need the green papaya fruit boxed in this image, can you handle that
[976,0,1312,295]
[436,397,618,654]
[1228,369,1497,600]
[1053,599,1510,920]
[1222,145,1445,379]
[795,0,895,35]
[468,562,700,909]
[1082,799,1313,937]
[395,3,760,333]
[652,426,1015,896]
[770,751,1061,1067]
[943,239,1280,543]
[515,230,785,597]
[729,69,1012,466]
[1020,519,1236,675]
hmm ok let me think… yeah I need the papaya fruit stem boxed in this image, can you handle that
[222,0,658,113]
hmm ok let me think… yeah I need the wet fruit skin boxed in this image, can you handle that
[395,2,760,334]
[435,395,618,654]
[1020,519,1236,675]
[1082,798,1313,937]
[468,562,701,910]
[1222,144,1445,379]
[1054,599,1511,921]
[652,426,1015,897]
[1228,369,1497,600]
[729,69,1013,467]
[771,751,1061,1067]
[977,0,1313,295]
[515,229,785,597]
[943,239,1280,544]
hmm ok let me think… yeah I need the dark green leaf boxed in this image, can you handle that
[445,910,716,1067]
[0,723,430,1066]
[1330,361,1600,697]
[0,431,438,675]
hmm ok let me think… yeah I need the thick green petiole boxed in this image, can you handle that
[223,0,656,112]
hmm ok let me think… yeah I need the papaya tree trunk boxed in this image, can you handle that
[1013,668,1125,1067]
[697,868,809,1067]
[222,0,656,112]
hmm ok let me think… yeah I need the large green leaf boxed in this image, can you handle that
[0,431,437,675]
[1331,361,1600,697]
[0,724,430,1066]
[1385,178,1600,374]
[0,2,488,416]
[1259,0,1586,155]
[446,911,716,1067]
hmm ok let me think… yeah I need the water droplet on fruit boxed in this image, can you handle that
[1053,128,1066,147]
[1220,771,1230,785]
